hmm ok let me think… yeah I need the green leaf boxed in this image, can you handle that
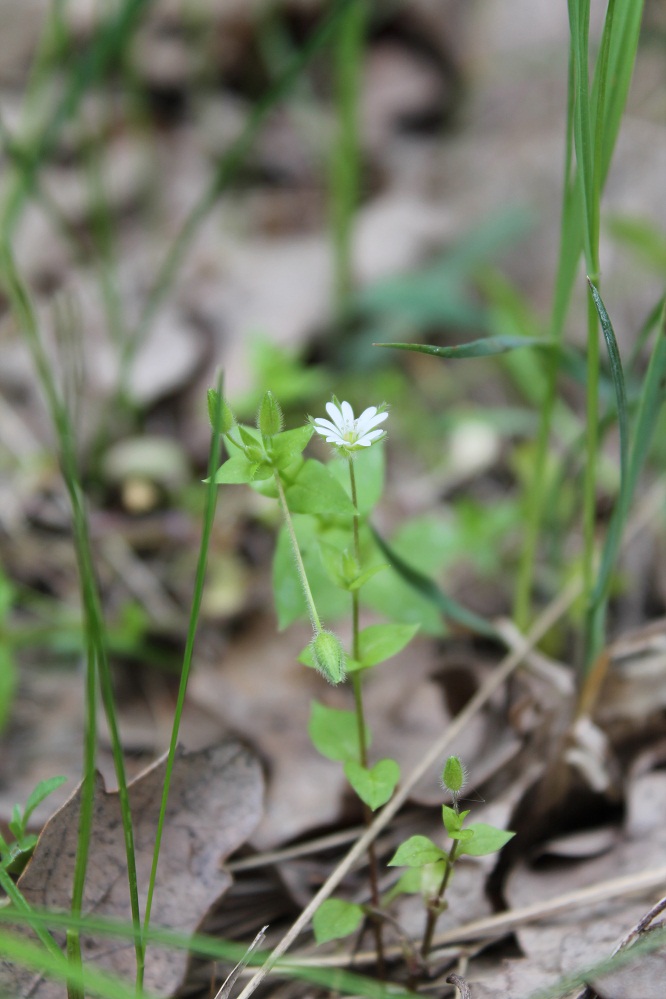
[238,425,261,449]
[213,455,261,484]
[308,701,371,763]
[23,776,68,826]
[285,460,356,517]
[269,425,314,469]
[374,335,552,360]
[344,759,400,810]
[273,520,349,629]
[442,805,464,837]
[456,823,515,857]
[313,898,364,944]
[383,867,422,903]
[388,835,446,868]
[356,622,419,670]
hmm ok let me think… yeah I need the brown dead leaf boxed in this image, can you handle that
[0,741,264,998]
[505,769,666,984]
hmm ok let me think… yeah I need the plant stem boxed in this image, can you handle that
[421,839,459,960]
[273,471,323,634]
[347,457,385,976]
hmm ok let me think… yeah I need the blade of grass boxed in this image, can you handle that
[330,0,368,315]
[0,245,145,987]
[0,930,157,999]
[514,0,644,628]
[369,526,500,640]
[141,375,223,952]
[374,335,553,359]
[584,280,629,669]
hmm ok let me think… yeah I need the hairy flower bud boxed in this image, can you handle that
[310,630,346,685]
[207,389,235,434]
[442,756,467,798]
[257,391,284,437]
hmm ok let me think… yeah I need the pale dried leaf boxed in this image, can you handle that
[0,741,263,998]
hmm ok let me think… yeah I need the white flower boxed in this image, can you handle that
[313,400,388,452]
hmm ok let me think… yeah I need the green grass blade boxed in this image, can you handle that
[374,335,552,359]
[330,0,367,314]
[142,375,224,944]
[568,0,595,269]
[627,301,666,498]
[370,526,500,640]
[588,280,629,489]
[0,245,145,983]
[0,928,157,999]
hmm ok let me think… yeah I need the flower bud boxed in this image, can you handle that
[442,756,467,797]
[207,389,235,434]
[310,630,346,685]
[257,391,284,437]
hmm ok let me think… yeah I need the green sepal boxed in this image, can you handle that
[313,899,364,944]
[308,701,371,763]
[344,758,400,811]
[388,834,446,868]
[456,823,515,857]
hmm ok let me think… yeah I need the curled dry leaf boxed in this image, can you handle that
[0,741,264,998]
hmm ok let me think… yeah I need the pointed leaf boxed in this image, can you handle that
[457,823,515,857]
[388,835,446,868]
[268,425,314,469]
[357,623,419,670]
[214,456,261,484]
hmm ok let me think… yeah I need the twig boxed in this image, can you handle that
[573,893,666,999]
[214,926,268,999]
[446,973,471,999]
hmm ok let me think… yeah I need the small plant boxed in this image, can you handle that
[210,394,515,969]
[388,756,514,958]
[0,778,67,878]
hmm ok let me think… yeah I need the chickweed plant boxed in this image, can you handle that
[210,391,515,960]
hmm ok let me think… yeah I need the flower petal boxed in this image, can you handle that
[340,400,354,425]
[325,401,344,428]
[314,418,342,435]
[355,408,387,435]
